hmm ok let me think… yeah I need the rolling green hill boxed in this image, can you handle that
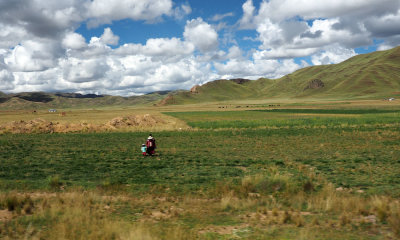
[160,46,400,105]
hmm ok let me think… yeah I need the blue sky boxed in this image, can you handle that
[0,0,400,96]
[76,0,260,48]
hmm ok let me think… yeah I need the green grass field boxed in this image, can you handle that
[165,109,400,129]
[1,124,399,195]
[0,106,400,239]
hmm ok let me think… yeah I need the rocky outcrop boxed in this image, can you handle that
[230,78,250,84]
[304,79,324,90]
[190,85,200,93]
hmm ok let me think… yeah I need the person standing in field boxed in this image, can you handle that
[141,144,147,156]
[146,134,156,156]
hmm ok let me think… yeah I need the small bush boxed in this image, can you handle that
[142,208,152,216]
[47,175,63,190]
[239,173,293,196]
[22,196,34,214]
[371,196,390,222]
[23,202,33,214]
[279,211,291,224]
[220,193,239,211]
[303,180,315,193]
[272,208,279,217]
[256,175,290,194]
[292,213,305,227]
[6,195,19,211]
[3,194,34,214]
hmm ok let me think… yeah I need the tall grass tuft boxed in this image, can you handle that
[388,206,400,237]
[46,175,63,191]
[0,191,196,240]
[371,196,391,222]
[240,173,295,196]
[0,193,34,214]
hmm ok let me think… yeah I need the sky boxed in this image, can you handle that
[0,0,400,96]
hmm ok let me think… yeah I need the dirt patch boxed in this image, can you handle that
[0,210,13,222]
[361,215,377,224]
[158,95,176,105]
[199,224,250,235]
[17,192,58,200]
[235,166,248,172]
[105,114,165,128]
[141,205,184,222]
[0,114,168,134]
[150,210,170,220]
[239,210,313,224]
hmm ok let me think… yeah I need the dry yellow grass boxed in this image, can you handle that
[1,180,400,239]
[0,191,196,240]
[0,112,189,133]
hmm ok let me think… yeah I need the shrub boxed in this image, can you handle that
[292,212,305,227]
[6,195,19,211]
[47,175,63,191]
[303,180,315,193]
[279,210,291,224]
[239,173,294,196]
[3,194,34,214]
[371,196,390,222]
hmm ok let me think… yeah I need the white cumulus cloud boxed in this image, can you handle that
[0,0,399,96]
[100,28,119,46]
[238,0,256,29]
[0,56,14,91]
[62,32,87,50]
[5,39,62,72]
[311,45,356,65]
[62,57,110,83]
[184,18,219,53]
[86,0,173,27]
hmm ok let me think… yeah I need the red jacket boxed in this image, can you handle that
[146,138,156,148]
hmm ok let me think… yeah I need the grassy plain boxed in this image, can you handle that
[0,99,400,239]
[0,108,168,125]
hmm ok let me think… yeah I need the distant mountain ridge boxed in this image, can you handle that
[55,93,105,99]
[160,46,400,105]
[0,91,178,110]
